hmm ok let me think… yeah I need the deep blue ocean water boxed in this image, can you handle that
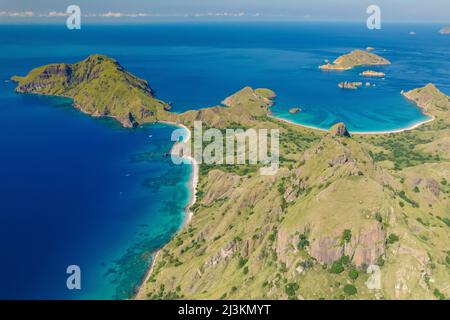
[0,22,449,299]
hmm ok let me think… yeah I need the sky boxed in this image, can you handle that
[1,0,450,23]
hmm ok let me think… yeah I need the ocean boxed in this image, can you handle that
[0,22,448,299]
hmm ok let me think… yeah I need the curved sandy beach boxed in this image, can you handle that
[135,121,198,299]
[270,112,434,136]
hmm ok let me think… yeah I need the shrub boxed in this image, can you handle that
[375,212,383,223]
[387,233,399,244]
[340,255,350,266]
[348,269,359,280]
[238,257,248,268]
[433,289,445,300]
[285,283,299,298]
[330,261,344,274]
[442,217,450,227]
[342,229,352,243]
[298,234,309,250]
[343,284,357,296]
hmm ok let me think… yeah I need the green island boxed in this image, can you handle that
[319,49,391,71]
[12,55,450,300]
[11,54,171,128]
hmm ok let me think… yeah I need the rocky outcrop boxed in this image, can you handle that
[425,178,440,197]
[330,122,351,138]
[309,223,385,268]
[289,107,302,114]
[204,240,238,268]
[338,81,363,90]
[360,70,385,77]
[310,237,343,264]
[328,152,351,167]
[345,223,385,267]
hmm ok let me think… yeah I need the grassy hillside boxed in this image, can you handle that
[138,84,450,300]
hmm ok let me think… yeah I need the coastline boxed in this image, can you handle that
[134,121,198,300]
[270,108,434,136]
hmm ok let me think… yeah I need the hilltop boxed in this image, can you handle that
[320,49,390,71]
[11,54,170,127]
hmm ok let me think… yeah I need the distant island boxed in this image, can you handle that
[12,55,450,300]
[439,26,450,34]
[338,81,363,90]
[319,49,390,71]
[360,70,385,77]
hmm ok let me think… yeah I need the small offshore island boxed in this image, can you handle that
[439,26,450,34]
[338,81,363,90]
[319,49,391,70]
[12,54,450,300]
[360,70,385,77]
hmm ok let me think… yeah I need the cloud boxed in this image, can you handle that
[47,11,68,17]
[0,11,34,17]
[98,11,153,18]
[193,12,251,17]
[0,10,263,19]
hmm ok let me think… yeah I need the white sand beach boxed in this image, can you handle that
[269,113,435,136]
[135,121,198,299]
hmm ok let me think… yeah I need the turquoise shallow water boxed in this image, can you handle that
[0,22,449,299]
[0,89,191,299]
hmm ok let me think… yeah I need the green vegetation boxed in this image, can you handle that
[342,229,352,244]
[330,261,345,274]
[11,54,170,127]
[297,234,310,250]
[343,284,357,296]
[238,257,248,268]
[285,283,299,299]
[387,233,399,245]
[433,289,446,300]
[348,269,359,280]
